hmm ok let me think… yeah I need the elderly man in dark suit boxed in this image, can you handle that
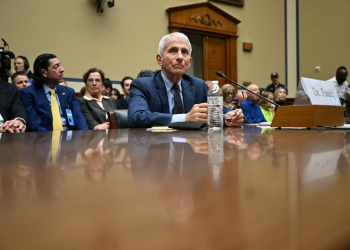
[19,54,88,132]
[128,32,244,128]
[0,81,27,133]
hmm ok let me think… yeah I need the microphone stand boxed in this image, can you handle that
[216,71,279,107]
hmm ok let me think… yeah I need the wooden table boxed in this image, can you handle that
[0,127,350,250]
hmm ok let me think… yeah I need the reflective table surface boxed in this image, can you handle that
[1,127,350,250]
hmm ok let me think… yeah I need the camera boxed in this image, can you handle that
[0,39,15,82]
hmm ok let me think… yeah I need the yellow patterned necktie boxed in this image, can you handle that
[50,89,63,131]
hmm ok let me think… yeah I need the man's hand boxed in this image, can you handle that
[94,122,110,130]
[3,120,26,133]
[224,109,244,127]
[185,103,208,122]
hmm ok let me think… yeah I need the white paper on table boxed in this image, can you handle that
[301,77,341,106]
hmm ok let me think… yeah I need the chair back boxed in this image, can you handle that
[108,110,129,129]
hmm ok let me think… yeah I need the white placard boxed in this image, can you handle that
[301,77,341,106]
[303,149,341,183]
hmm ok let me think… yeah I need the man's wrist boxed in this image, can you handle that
[14,117,26,125]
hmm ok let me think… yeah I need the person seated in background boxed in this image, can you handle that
[8,56,34,85]
[58,80,68,86]
[265,72,288,95]
[78,86,86,98]
[221,84,236,109]
[137,69,153,78]
[235,91,246,108]
[11,72,30,91]
[101,78,112,96]
[241,84,267,124]
[78,68,116,130]
[274,86,288,106]
[110,88,121,100]
[19,53,88,132]
[0,80,27,133]
[116,76,134,109]
[327,66,348,105]
[258,91,275,122]
[128,32,244,128]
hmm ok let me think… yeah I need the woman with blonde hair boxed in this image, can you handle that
[258,91,275,122]
[221,84,236,109]
[274,87,288,106]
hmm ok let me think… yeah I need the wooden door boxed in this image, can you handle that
[203,36,227,87]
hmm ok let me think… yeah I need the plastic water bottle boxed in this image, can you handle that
[207,80,223,130]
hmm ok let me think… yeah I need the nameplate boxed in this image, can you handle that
[301,77,341,106]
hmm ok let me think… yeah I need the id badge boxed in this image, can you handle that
[66,109,75,126]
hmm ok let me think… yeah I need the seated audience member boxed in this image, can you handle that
[78,86,86,98]
[19,53,88,131]
[101,78,112,96]
[221,84,236,109]
[258,91,275,122]
[137,69,153,78]
[327,66,348,105]
[235,91,246,107]
[116,76,133,109]
[241,84,267,123]
[78,68,117,130]
[9,56,34,85]
[110,88,121,100]
[274,86,288,106]
[11,72,30,91]
[128,32,244,128]
[0,81,27,133]
[58,80,68,86]
[265,72,288,94]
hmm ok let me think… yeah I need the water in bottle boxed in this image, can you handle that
[207,80,223,130]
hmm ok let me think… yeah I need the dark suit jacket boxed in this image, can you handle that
[128,70,209,128]
[0,81,27,123]
[78,96,116,130]
[115,96,130,109]
[19,84,88,132]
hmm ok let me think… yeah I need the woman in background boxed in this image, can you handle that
[221,84,236,109]
[110,88,121,100]
[78,68,116,130]
[258,91,275,122]
[274,87,288,106]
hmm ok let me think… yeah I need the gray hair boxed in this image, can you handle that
[158,32,192,55]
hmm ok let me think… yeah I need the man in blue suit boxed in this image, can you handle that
[128,32,244,128]
[19,54,88,131]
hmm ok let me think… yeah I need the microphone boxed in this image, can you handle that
[216,71,279,107]
[1,38,9,48]
[0,50,15,59]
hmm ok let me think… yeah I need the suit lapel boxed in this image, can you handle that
[36,86,52,121]
[181,77,194,113]
[57,86,67,119]
[155,72,170,114]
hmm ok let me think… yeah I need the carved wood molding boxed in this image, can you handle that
[190,13,222,26]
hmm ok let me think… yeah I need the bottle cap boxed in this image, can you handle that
[212,80,219,84]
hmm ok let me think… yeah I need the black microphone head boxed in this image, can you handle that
[216,71,225,77]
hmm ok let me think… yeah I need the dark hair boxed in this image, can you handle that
[33,53,57,85]
[121,76,133,88]
[11,71,28,83]
[104,78,113,93]
[83,68,105,85]
[137,69,153,78]
[110,88,121,99]
[337,66,348,74]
